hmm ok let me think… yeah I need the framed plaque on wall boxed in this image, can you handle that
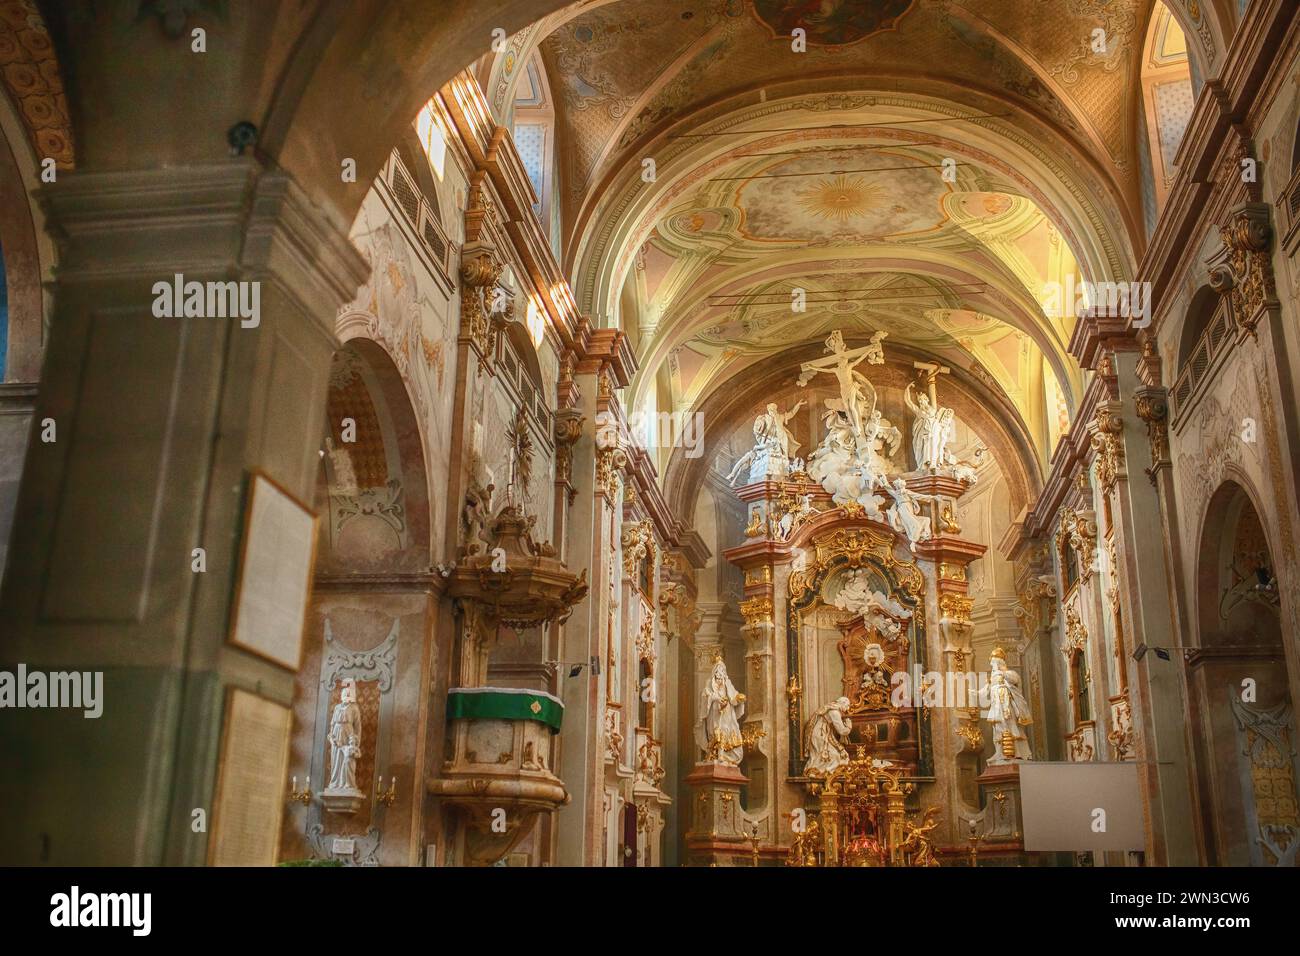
[228,470,319,671]
[208,687,293,866]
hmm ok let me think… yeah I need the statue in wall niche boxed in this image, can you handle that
[985,647,1034,763]
[696,652,746,766]
[804,696,853,777]
[323,436,359,495]
[903,381,955,471]
[726,400,806,485]
[884,478,934,549]
[326,679,363,796]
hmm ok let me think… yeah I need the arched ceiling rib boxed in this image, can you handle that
[494,0,1194,464]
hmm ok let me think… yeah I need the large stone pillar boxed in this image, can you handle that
[0,162,368,865]
[553,333,634,865]
[1107,348,1199,865]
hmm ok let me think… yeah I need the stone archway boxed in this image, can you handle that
[280,338,439,866]
[1187,479,1298,866]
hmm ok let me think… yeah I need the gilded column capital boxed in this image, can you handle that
[1087,403,1125,498]
[1206,202,1277,338]
[1134,387,1169,483]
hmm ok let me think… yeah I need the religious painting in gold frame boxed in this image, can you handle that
[228,470,319,671]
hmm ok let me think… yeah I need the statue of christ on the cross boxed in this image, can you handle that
[797,330,885,457]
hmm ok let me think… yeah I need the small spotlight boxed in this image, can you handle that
[1153,647,1171,661]
[568,664,583,678]
[1132,644,1148,662]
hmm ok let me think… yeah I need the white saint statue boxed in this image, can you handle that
[755,400,805,461]
[832,570,912,638]
[696,653,746,766]
[327,679,363,794]
[726,400,806,485]
[863,330,888,365]
[903,382,955,471]
[808,409,889,510]
[885,477,933,549]
[862,410,901,465]
[804,696,853,777]
[984,648,1033,763]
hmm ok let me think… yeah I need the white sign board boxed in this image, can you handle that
[1020,761,1145,852]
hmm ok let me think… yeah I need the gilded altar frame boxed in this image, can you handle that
[786,523,931,778]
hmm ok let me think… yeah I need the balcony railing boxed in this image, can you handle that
[1171,298,1233,417]
[383,149,452,279]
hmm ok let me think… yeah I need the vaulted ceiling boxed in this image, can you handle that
[475,0,1222,471]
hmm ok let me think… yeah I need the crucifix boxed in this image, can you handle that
[798,330,882,455]
[912,360,951,406]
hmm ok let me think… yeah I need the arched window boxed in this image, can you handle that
[511,52,559,253]
[1139,3,1195,217]
[1176,286,1220,371]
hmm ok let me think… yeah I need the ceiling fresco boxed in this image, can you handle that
[748,0,918,46]
[627,131,1081,418]
[482,0,1193,474]
[541,0,1147,213]
[732,146,951,241]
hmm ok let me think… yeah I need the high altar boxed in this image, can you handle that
[688,331,1029,866]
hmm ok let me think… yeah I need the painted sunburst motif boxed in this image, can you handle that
[796,175,882,223]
